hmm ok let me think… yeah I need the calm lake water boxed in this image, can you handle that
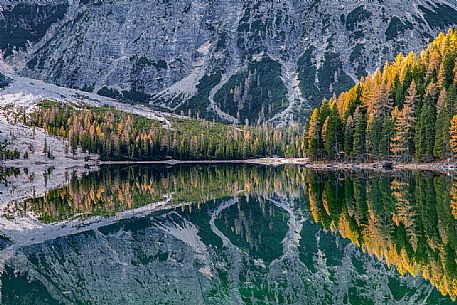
[1,164,457,304]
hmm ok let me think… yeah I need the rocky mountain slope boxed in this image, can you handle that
[2,0,457,124]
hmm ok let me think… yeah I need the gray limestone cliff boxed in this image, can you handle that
[2,0,457,123]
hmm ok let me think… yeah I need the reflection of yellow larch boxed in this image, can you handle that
[450,179,457,220]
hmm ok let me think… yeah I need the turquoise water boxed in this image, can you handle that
[1,165,456,304]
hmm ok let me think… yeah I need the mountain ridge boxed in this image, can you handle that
[1,0,457,124]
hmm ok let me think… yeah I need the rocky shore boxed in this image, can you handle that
[96,158,457,174]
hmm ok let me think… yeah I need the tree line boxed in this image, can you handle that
[305,28,457,162]
[26,101,305,161]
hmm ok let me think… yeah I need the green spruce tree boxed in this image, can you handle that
[353,107,367,160]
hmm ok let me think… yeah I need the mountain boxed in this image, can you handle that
[305,27,457,162]
[1,0,457,124]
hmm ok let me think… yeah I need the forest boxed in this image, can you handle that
[23,101,305,161]
[305,27,457,162]
[14,29,457,163]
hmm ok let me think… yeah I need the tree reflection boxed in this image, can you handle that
[305,170,457,299]
[12,164,306,224]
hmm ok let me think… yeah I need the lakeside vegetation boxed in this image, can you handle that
[24,101,305,161]
[305,27,457,163]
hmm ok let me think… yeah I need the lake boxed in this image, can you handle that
[0,164,457,304]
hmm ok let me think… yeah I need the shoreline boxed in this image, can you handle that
[99,159,457,173]
[296,160,457,173]
[3,157,457,173]
[97,158,308,166]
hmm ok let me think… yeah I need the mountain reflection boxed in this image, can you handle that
[2,165,457,304]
